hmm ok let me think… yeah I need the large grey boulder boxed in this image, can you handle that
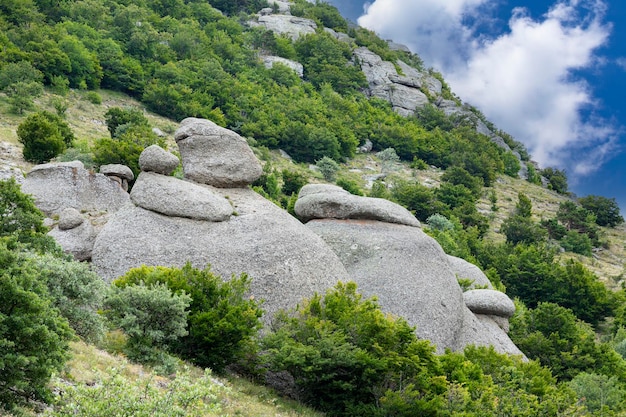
[58,207,84,230]
[447,255,493,289]
[305,219,465,352]
[305,218,524,356]
[175,118,262,188]
[463,289,516,318]
[138,145,179,175]
[22,161,130,217]
[99,164,134,181]
[92,187,350,321]
[261,56,304,78]
[130,172,233,221]
[256,15,317,40]
[295,184,420,227]
[49,215,96,261]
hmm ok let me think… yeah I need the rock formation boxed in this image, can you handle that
[261,56,304,78]
[91,118,350,321]
[295,183,522,356]
[24,117,523,357]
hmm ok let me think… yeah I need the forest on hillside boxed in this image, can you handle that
[2,0,626,415]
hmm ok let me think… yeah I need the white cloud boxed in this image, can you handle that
[617,57,626,70]
[357,0,617,175]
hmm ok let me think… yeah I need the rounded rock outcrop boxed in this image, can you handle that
[175,118,262,188]
[295,184,420,227]
[58,207,84,230]
[130,171,233,221]
[463,289,516,318]
[22,161,130,217]
[138,145,180,175]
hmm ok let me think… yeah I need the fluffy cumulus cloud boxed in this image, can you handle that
[358,0,617,174]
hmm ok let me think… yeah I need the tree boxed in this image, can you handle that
[501,215,546,245]
[316,156,340,182]
[569,373,626,413]
[0,242,73,409]
[376,147,400,173]
[515,192,533,218]
[17,111,74,163]
[0,61,44,113]
[104,106,150,138]
[578,195,624,227]
[542,167,568,194]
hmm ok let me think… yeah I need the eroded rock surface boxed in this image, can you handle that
[175,118,262,188]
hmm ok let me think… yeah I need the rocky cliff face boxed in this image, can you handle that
[247,1,527,178]
[23,117,523,357]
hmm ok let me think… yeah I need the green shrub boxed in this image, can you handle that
[560,230,593,256]
[104,282,191,363]
[85,91,102,104]
[281,169,307,196]
[336,177,363,196]
[0,178,60,253]
[104,106,149,138]
[17,111,75,164]
[259,282,442,416]
[316,156,339,182]
[29,254,107,344]
[568,373,626,413]
[113,263,263,372]
[0,242,73,410]
[93,124,164,178]
[426,213,454,231]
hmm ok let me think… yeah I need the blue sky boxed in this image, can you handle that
[328,0,626,212]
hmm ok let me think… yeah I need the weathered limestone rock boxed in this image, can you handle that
[58,207,84,230]
[138,145,180,175]
[463,289,516,318]
[256,15,317,40]
[130,171,232,221]
[447,255,493,289]
[261,56,304,78]
[295,184,420,227]
[22,161,130,217]
[92,187,350,321]
[175,118,262,187]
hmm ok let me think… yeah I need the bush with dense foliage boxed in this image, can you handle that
[510,302,626,382]
[104,282,191,364]
[0,178,60,253]
[256,282,600,416]
[17,111,75,163]
[0,241,74,410]
[29,253,107,343]
[112,263,263,372]
[578,195,624,227]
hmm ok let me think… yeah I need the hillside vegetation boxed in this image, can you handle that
[2,0,626,416]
